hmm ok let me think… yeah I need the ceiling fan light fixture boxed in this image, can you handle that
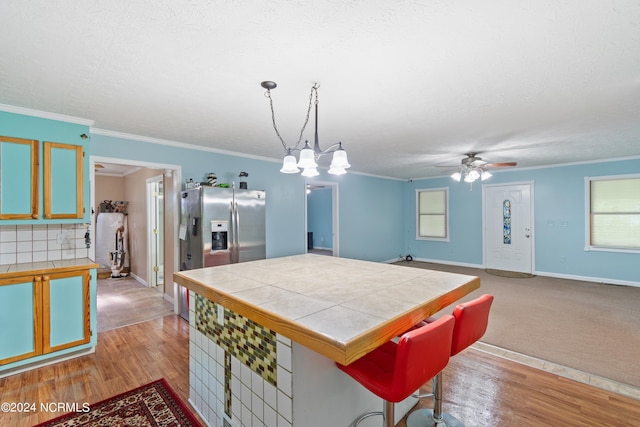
[467,169,480,181]
[446,154,517,184]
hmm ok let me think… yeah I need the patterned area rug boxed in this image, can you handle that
[34,379,202,427]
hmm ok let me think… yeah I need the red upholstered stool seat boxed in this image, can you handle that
[407,294,494,427]
[337,315,455,427]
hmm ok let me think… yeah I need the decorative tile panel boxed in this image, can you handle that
[195,294,277,387]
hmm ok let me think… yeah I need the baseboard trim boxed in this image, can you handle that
[534,270,639,288]
[0,347,96,379]
[389,257,639,288]
[130,272,148,287]
[401,256,484,270]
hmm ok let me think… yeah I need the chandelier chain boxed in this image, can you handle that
[265,85,318,153]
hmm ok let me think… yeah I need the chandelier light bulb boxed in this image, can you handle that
[297,141,318,169]
[480,170,492,180]
[329,143,351,169]
[328,167,347,175]
[301,167,319,177]
[280,151,300,173]
[451,172,462,182]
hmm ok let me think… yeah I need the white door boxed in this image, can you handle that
[483,183,533,273]
[147,176,164,289]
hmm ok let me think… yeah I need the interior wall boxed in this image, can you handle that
[94,175,125,212]
[404,158,640,285]
[123,167,164,284]
[163,172,176,301]
[88,131,406,264]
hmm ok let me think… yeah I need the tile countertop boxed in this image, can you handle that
[0,258,99,278]
[174,254,480,365]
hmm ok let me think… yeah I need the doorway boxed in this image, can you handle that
[305,181,338,256]
[147,175,164,291]
[483,182,534,273]
[91,156,181,330]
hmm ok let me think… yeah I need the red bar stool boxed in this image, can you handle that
[336,315,455,427]
[406,294,494,427]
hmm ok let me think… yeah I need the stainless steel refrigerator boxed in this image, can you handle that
[178,186,266,319]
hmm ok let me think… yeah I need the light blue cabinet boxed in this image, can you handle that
[44,270,91,352]
[0,137,88,224]
[0,136,39,220]
[0,111,91,224]
[0,268,93,368]
[43,141,84,219]
[0,276,42,365]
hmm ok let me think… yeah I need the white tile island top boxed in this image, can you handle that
[174,254,480,365]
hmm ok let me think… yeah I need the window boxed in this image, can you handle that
[417,188,449,240]
[586,175,640,252]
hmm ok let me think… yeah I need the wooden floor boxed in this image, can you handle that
[1,317,638,427]
[0,316,200,427]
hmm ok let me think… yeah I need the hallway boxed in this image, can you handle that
[97,276,174,332]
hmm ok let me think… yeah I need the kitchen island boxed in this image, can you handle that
[174,254,480,427]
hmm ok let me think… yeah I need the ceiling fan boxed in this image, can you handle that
[439,153,517,183]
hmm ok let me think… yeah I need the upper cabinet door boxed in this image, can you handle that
[43,141,84,219]
[0,136,39,220]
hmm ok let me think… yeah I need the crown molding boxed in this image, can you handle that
[90,127,281,164]
[0,103,94,126]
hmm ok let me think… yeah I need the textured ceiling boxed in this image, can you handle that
[1,1,639,179]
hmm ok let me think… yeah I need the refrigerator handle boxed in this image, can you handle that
[229,201,235,263]
[234,201,240,263]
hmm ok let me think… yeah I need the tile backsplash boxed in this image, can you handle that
[0,224,90,265]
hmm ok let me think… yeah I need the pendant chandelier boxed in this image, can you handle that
[261,81,351,176]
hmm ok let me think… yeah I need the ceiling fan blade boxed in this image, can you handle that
[485,162,517,168]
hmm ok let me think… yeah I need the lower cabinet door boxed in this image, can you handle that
[0,277,42,365]
[43,271,90,353]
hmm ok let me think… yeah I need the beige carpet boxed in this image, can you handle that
[395,261,640,389]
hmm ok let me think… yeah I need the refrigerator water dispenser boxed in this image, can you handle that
[211,221,229,252]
